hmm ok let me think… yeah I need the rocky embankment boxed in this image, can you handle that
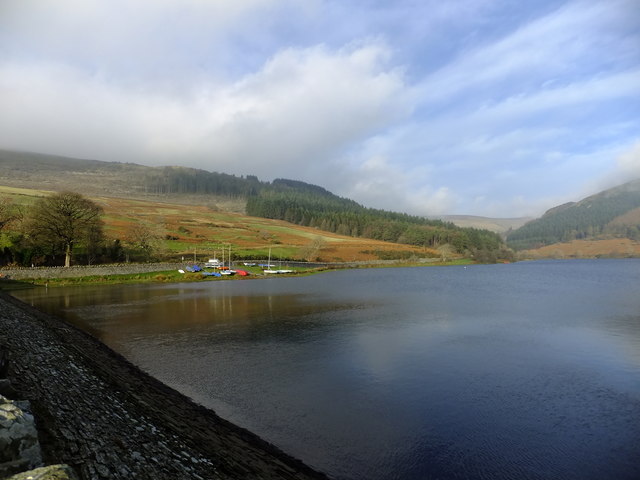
[0,293,327,480]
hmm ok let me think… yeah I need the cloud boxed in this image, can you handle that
[557,140,640,207]
[592,141,640,190]
[0,0,317,91]
[355,0,640,216]
[0,42,407,177]
[616,142,640,178]
[414,0,638,108]
[327,155,458,216]
[200,43,408,173]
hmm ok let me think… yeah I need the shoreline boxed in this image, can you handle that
[0,258,472,288]
[0,292,328,479]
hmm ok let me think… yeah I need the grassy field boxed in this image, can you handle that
[0,186,440,263]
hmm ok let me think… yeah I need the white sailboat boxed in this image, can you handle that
[220,244,236,275]
[264,247,292,274]
[264,247,279,274]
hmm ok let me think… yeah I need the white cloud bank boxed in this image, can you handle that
[0,42,407,177]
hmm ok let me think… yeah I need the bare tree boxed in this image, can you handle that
[125,224,161,261]
[27,192,103,267]
[437,243,454,262]
[300,236,326,261]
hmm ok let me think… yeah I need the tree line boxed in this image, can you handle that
[140,166,262,197]
[246,189,508,259]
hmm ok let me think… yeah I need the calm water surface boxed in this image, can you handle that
[13,260,640,480]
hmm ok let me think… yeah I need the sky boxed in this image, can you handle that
[0,0,639,218]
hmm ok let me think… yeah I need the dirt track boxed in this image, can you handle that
[0,293,328,480]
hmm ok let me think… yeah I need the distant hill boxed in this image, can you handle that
[435,215,532,234]
[0,149,509,259]
[0,149,260,211]
[507,179,640,251]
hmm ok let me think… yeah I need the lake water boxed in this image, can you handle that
[12,260,640,480]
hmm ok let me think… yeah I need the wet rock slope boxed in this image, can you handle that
[0,293,327,480]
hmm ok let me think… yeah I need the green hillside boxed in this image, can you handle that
[247,188,505,255]
[507,179,640,250]
[0,149,509,260]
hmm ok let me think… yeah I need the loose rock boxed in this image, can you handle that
[5,464,79,480]
[0,395,43,477]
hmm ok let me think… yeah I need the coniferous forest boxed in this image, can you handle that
[506,180,640,250]
[246,179,506,258]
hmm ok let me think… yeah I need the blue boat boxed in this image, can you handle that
[202,271,221,277]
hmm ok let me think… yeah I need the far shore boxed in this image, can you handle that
[0,258,473,288]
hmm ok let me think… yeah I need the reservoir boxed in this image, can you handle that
[12,259,640,480]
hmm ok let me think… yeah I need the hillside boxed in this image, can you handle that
[0,149,508,258]
[0,149,255,212]
[521,238,640,259]
[0,185,438,264]
[507,179,640,253]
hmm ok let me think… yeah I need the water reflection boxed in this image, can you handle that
[12,260,640,480]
